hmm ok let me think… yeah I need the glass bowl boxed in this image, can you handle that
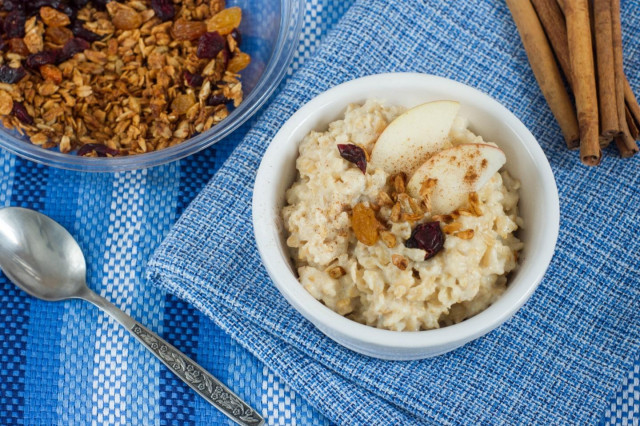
[0,0,304,172]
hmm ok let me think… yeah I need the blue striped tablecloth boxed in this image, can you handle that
[0,0,638,424]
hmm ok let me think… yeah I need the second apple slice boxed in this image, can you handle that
[407,143,507,215]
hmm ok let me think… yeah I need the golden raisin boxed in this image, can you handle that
[172,19,207,41]
[39,64,62,84]
[45,26,74,45]
[207,7,242,35]
[351,203,380,246]
[227,52,251,73]
[111,7,143,30]
[40,6,71,27]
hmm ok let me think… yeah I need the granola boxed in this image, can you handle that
[0,0,250,157]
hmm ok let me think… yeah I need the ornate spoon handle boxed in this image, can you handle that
[83,289,264,426]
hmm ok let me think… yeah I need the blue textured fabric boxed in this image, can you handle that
[146,0,640,425]
[0,1,348,425]
[0,0,637,424]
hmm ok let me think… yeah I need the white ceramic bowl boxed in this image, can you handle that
[252,73,559,360]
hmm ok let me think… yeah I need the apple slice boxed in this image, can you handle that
[407,143,506,215]
[370,100,460,176]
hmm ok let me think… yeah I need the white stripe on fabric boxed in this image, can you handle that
[92,169,148,425]
[0,150,15,205]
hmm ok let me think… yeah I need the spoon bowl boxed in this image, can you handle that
[0,207,87,301]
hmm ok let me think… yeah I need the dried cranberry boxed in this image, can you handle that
[183,71,204,87]
[196,32,225,59]
[230,29,242,46]
[0,65,26,84]
[58,37,90,63]
[151,0,175,22]
[77,143,119,157]
[12,102,33,125]
[206,94,229,106]
[3,10,26,39]
[405,222,445,260]
[70,20,102,42]
[337,144,367,173]
[26,50,59,68]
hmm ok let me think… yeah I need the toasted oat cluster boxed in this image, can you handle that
[0,0,250,156]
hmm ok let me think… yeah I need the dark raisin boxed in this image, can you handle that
[77,143,120,157]
[196,31,225,59]
[405,222,445,260]
[57,37,90,63]
[0,65,26,84]
[206,94,229,106]
[70,20,102,42]
[26,50,59,68]
[230,29,242,46]
[337,144,367,173]
[12,102,33,125]
[3,10,26,39]
[183,71,204,87]
[151,0,175,22]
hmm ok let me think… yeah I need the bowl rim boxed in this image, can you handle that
[253,72,560,350]
[0,0,306,172]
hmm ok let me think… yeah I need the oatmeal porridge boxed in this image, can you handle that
[282,99,523,332]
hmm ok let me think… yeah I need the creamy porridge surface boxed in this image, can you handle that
[282,100,524,331]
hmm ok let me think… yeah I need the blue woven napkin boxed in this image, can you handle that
[148,0,640,424]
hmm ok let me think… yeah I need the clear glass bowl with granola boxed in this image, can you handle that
[0,0,303,171]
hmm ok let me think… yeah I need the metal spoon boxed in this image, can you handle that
[0,207,264,426]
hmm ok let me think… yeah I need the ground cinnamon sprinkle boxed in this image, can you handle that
[0,0,250,157]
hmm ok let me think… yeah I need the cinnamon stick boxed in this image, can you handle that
[611,0,627,134]
[593,0,620,139]
[530,0,572,86]
[506,0,580,150]
[615,126,639,158]
[625,105,639,140]
[565,0,601,165]
[624,77,640,133]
